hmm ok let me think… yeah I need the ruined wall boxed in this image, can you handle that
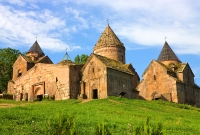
[107,68,133,98]
[7,81,14,94]
[12,63,76,101]
[69,65,83,99]
[137,60,177,102]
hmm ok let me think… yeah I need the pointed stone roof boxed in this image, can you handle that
[27,40,44,55]
[157,41,181,62]
[94,25,124,50]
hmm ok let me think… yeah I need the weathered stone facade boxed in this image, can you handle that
[8,25,140,101]
[8,61,83,101]
[137,41,200,107]
[80,54,139,99]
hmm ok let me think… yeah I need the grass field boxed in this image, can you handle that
[0,97,200,135]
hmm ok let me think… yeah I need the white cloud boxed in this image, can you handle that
[1,0,200,55]
[70,0,200,55]
[173,21,182,27]
[7,0,26,6]
[0,4,81,52]
[29,3,39,9]
[65,7,88,29]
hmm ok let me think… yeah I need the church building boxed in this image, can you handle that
[80,25,140,99]
[7,25,140,101]
[137,41,200,107]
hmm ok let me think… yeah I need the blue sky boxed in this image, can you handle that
[0,0,200,85]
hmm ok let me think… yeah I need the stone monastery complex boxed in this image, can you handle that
[7,25,200,107]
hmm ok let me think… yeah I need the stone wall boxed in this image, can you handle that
[11,63,81,101]
[176,82,185,103]
[69,65,83,99]
[107,68,133,98]
[94,46,125,64]
[182,65,195,105]
[137,60,178,102]
[12,56,29,81]
[194,87,200,107]
[81,56,107,99]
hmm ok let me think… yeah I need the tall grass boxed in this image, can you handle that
[46,113,76,135]
[0,97,200,134]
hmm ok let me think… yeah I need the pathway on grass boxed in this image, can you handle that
[80,99,93,103]
[108,99,123,104]
[0,102,31,108]
[0,103,16,108]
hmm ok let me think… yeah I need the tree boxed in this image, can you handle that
[74,55,81,64]
[74,54,89,64]
[0,47,21,93]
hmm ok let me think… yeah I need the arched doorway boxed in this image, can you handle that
[91,84,98,99]
[151,91,161,100]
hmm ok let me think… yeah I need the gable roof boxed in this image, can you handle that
[176,62,194,76]
[20,55,53,64]
[93,53,133,74]
[21,54,32,63]
[157,41,181,62]
[143,60,195,83]
[27,40,44,55]
[12,55,30,67]
[93,25,124,50]
[36,55,53,64]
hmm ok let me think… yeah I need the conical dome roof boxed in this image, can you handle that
[157,41,180,62]
[93,25,124,50]
[57,48,74,65]
[27,40,44,55]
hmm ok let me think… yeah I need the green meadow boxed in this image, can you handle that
[0,97,200,135]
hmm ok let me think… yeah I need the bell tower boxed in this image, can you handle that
[26,40,45,61]
[157,41,181,66]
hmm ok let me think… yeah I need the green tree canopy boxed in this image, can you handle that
[74,54,89,64]
[0,47,21,93]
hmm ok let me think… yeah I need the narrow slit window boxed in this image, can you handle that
[92,68,94,73]
[154,75,156,81]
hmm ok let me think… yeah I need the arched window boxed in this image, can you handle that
[18,70,22,77]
